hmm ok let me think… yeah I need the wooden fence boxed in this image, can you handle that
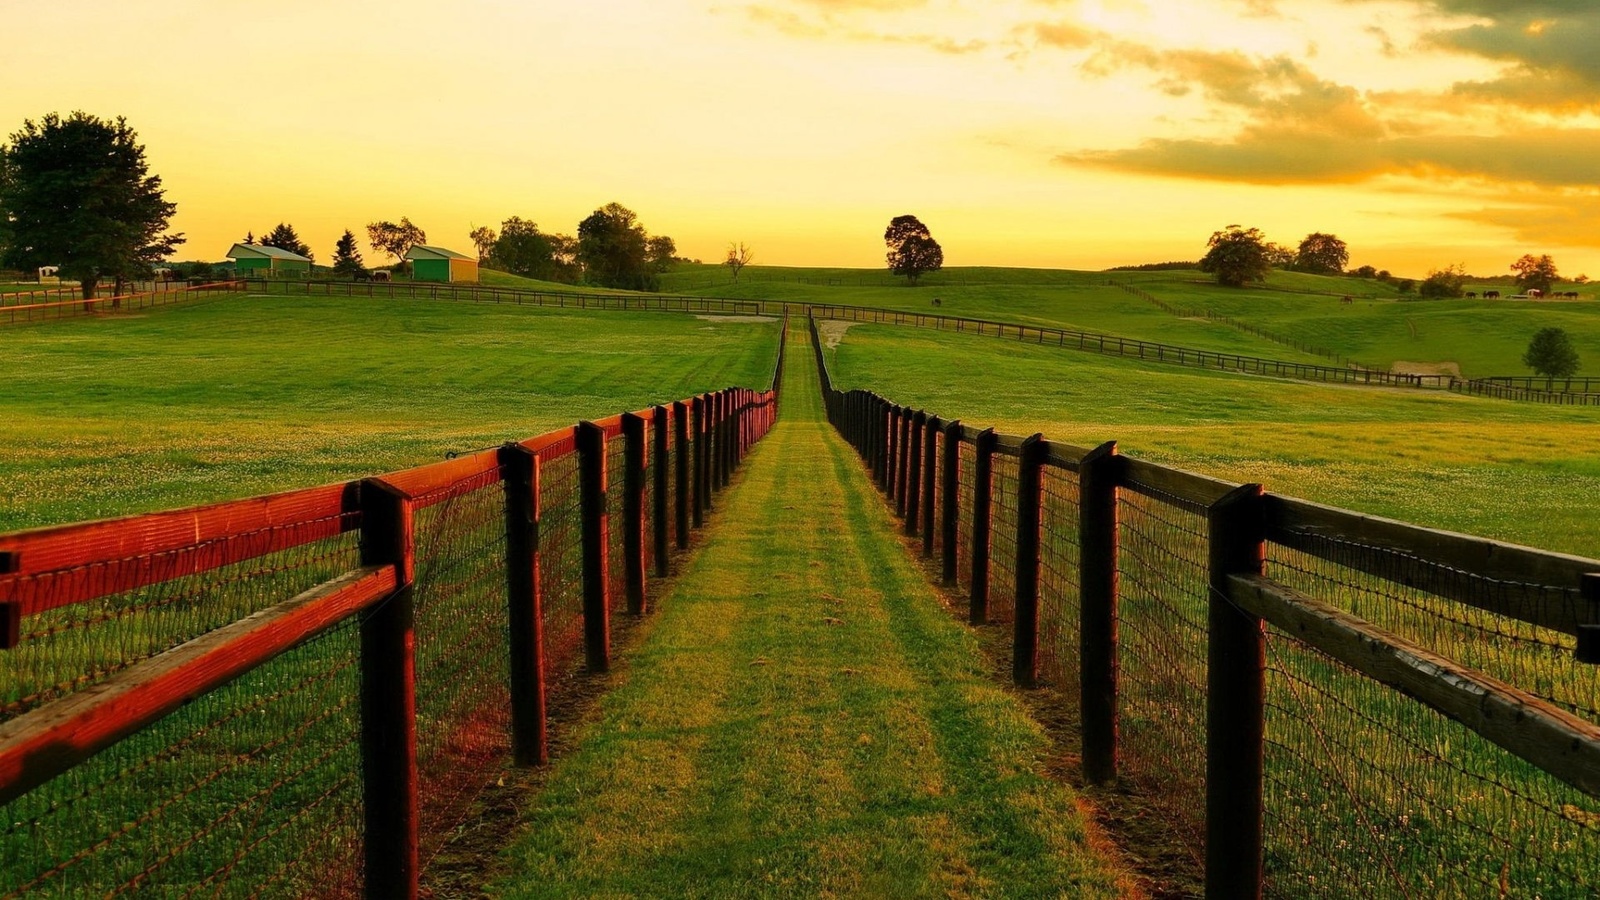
[0,320,787,897]
[0,281,242,323]
[808,315,1600,897]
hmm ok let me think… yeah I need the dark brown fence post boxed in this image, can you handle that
[500,444,547,767]
[1078,441,1119,785]
[886,405,900,495]
[970,428,997,625]
[722,390,736,483]
[693,396,709,522]
[941,421,961,584]
[675,401,692,545]
[883,395,896,486]
[1206,483,1267,900]
[652,406,670,575]
[905,411,925,535]
[1013,434,1046,687]
[921,415,939,554]
[622,413,647,616]
[577,422,611,673]
[359,479,419,899]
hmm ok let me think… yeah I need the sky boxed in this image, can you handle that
[3,0,1598,277]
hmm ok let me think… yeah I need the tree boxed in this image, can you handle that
[258,222,312,262]
[1418,264,1467,299]
[1511,254,1559,295]
[646,235,677,274]
[577,202,659,290]
[1199,225,1270,287]
[1264,242,1295,269]
[367,217,427,263]
[0,112,184,299]
[1523,327,1580,378]
[332,229,365,278]
[242,231,256,245]
[1396,278,1415,294]
[1352,265,1377,279]
[1294,233,1349,275]
[884,214,944,285]
[488,216,578,282]
[468,225,496,263]
[725,242,753,281]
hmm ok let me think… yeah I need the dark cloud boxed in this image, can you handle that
[1063,129,1600,190]
[1383,1,1600,109]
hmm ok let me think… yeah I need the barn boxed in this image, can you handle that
[405,245,479,283]
[227,243,311,276]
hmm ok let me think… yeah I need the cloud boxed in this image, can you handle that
[743,3,986,54]
[1380,1,1600,109]
[1450,195,1600,250]
[1064,128,1600,189]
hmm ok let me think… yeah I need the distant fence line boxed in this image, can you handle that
[1107,279,1367,369]
[0,280,242,323]
[0,320,788,897]
[808,314,1600,897]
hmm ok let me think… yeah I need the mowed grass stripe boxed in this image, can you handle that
[498,339,1121,898]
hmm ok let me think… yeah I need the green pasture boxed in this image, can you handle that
[0,294,780,530]
[823,322,1600,557]
[664,263,1600,378]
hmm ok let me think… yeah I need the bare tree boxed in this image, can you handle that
[725,242,753,282]
[468,225,497,263]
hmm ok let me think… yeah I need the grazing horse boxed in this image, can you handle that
[1340,296,1352,305]
[1484,290,1501,299]
[932,297,942,307]
[1466,292,1477,298]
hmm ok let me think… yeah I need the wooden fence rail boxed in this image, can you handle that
[0,319,788,897]
[808,314,1600,897]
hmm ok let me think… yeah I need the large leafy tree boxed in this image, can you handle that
[647,235,677,274]
[577,202,659,290]
[0,112,184,298]
[366,217,426,264]
[1523,327,1580,379]
[488,216,578,282]
[1293,233,1348,275]
[1418,264,1467,299]
[1200,224,1271,288]
[884,214,943,285]
[1511,253,1559,295]
[258,222,312,262]
[331,229,365,278]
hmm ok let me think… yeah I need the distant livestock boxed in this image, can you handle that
[1466,292,1477,298]
[932,297,942,307]
[1340,296,1352,305]
[1484,290,1501,299]
[1565,291,1581,299]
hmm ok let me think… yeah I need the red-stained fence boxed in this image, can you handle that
[0,321,786,898]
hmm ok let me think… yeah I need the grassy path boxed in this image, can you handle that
[496,338,1123,898]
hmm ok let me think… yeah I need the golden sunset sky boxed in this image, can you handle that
[4,0,1597,276]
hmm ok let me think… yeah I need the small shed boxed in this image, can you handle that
[227,243,311,276]
[405,245,478,283]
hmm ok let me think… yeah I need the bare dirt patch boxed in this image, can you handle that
[694,314,777,324]
[1391,360,1461,377]
[819,320,857,349]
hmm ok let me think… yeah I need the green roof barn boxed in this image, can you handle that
[227,243,311,276]
[405,245,478,283]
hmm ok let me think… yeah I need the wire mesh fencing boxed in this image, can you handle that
[813,310,1600,898]
[0,370,782,899]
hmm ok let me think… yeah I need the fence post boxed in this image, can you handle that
[1078,441,1119,785]
[941,421,961,584]
[1206,483,1267,900]
[722,390,736,483]
[905,411,925,535]
[499,444,547,767]
[577,422,611,673]
[693,396,709,521]
[883,397,896,486]
[921,415,939,555]
[897,410,912,516]
[622,413,647,616]
[1013,434,1046,688]
[674,401,692,545]
[359,478,419,899]
[653,406,670,575]
[886,405,900,495]
[970,428,997,625]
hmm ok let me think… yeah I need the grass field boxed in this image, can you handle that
[662,263,1600,378]
[497,327,1126,898]
[0,293,780,530]
[824,322,1600,557]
